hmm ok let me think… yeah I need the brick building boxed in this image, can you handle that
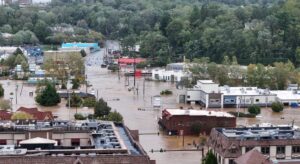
[158,109,236,135]
[208,125,300,164]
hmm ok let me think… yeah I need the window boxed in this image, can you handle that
[71,138,80,146]
[256,99,259,102]
[229,159,235,164]
[16,140,22,146]
[261,147,270,155]
[0,140,6,145]
[56,139,61,146]
[187,96,190,98]
[246,147,254,152]
[277,146,285,154]
[292,146,300,153]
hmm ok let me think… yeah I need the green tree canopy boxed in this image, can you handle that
[202,150,217,164]
[0,84,4,97]
[94,98,111,118]
[107,110,123,123]
[271,102,284,112]
[35,83,61,106]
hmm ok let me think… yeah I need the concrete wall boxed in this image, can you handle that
[235,95,277,107]
[186,90,201,102]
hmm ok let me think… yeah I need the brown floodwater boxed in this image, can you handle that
[1,48,300,164]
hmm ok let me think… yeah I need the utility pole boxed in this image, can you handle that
[97,90,99,100]
[15,84,18,104]
[133,56,136,87]
[143,78,145,97]
[68,90,70,120]
[85,74,88,94]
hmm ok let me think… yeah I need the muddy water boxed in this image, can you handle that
[1,49,300,164]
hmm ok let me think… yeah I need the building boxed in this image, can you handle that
[61,42,100,54]
[117,58,146,65]
[0,107,54,121]
[0,120,155,164]
[43,50,82,63]
[158,109,236,135]
[185,80,222,108]
[184,80,278,108]
[151,69,189,82]
[234,149,272,164]
[17,107,54,120]
[57,90,95,99]
[0,110,12,120]
[270,90,300,106]
[208,125,300,164]
[151,63,190,82]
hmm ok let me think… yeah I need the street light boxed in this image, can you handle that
[9,92,13,113]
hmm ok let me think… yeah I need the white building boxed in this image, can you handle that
[270,90,300,106]
[186,80,222,108]
[184,80,277,108]
[151,69,189,82]
[151,63,190,82]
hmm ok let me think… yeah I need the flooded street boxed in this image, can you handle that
[2,46,300,164]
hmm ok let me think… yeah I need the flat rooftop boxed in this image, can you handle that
[217,126,300,140]
[197,80,216,84]
[164,109,234,118]
[0,120,143,156]
[220,86,276,96]
[270,90,300,101]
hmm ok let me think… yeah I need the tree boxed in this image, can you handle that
[271,102,284,112]
[71,78,80,89]
[83,97,96,108]
[190,123,202,135]
[35,83,61,106]
[11,112,33,120]
[0,99,10,110]
[74,113,86,120]
[107,110,123,123]
[248,105,261,115]
[94,98,111,118]
[0,84,4,97]
[13,48,23,56]
[202,150,217,164]
[34,20,51,42]
[80,49,87,57]
[67,92,82,108]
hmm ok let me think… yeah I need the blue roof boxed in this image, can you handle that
[61,43,100,49]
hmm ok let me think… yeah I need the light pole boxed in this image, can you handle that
[85,74,88,94]
[15,84,18,104]
[9,96,13,113]
[68,89,71,120]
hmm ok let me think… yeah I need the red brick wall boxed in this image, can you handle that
[160,115,236,135]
